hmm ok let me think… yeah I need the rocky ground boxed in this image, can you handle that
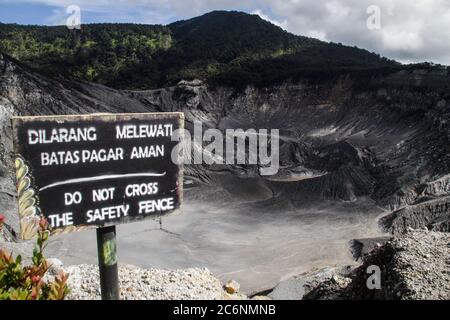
[299,230,450,300]
[49,263,250,300]
[385,230,449,300]
[63,265,225,300]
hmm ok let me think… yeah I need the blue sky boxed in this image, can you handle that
[0,1,260,26]
[0,2,54,25]
[0,2,179,25]
[0,0,449,65]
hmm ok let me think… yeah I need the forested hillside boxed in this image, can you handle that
[0,10,400,89]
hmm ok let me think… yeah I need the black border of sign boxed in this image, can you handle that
[11,112,185,239]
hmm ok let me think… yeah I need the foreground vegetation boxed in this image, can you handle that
[0,216,69,300]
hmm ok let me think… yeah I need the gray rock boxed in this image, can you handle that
[350,237,392,260]
[46,258,64,275]
[268,267,338,300]
[267,277,307,300]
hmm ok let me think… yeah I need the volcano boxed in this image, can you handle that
[0,11,449,293]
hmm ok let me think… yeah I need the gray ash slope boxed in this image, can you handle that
[0,51,449,292]
[1,50,450,238]
[129,72,450,216]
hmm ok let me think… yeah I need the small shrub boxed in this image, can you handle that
[0,215,69,300]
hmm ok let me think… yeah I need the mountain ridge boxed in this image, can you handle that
[0,10,401,89]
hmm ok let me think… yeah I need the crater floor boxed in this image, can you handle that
[46,179,386,294]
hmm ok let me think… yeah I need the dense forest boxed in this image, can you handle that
[0,11,403,89]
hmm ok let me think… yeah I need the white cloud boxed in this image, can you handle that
[260,0,450,65]
[381,28,423,52]
[306,30,327,41]
[251,9,288,29]
[2,0,450,65]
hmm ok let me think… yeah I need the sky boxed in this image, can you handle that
[0,0,450,65]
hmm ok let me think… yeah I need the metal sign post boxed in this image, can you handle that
[96,226,119,300]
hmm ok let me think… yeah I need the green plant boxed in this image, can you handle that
[0,215,70,300]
